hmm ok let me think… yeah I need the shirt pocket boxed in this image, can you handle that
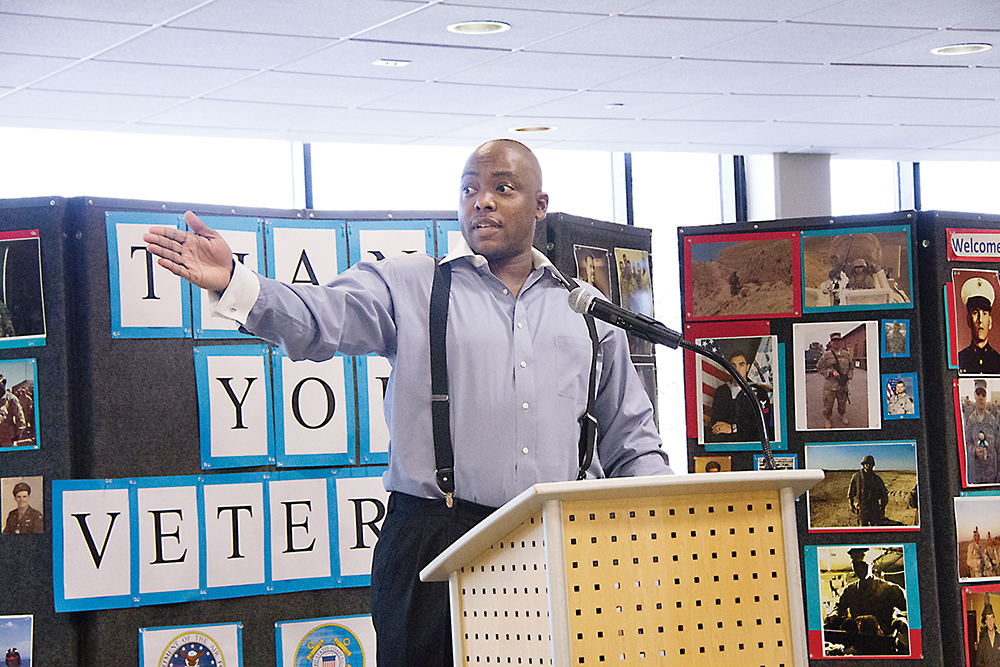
[554,335,595,401]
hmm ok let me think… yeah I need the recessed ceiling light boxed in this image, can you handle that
[372,59,411,67]
[447,20,510,35]
[509,125,555,133]
[931,42,992,56]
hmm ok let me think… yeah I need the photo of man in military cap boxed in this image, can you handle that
[961,274,1000,374]
[957,377,1000,487]
[1,479,43,535]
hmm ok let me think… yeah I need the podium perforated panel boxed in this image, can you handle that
[457,512,553,664]
[562,491,794,666]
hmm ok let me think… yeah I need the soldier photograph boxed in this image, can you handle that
[958,377,1000,487]
[820,545,911,657]
[954,270,1000,375]
[695,335,779,446]
[965,589,1000,667]
[1,479,43,535]
[794,321,881,432]
[802,228,912,311]
[957,497,1000,581]
[883,319,909,357]
[805,442,918,530]
[884,374,918,419]
[572,245,612,300]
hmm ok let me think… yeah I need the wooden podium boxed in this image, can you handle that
[421,470,822,667]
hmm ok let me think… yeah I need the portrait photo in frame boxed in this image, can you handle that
[951,269,1000,375]
[955,378,1000,488]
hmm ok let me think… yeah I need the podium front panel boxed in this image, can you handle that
[456,512,552,664]
[562,491,794,666]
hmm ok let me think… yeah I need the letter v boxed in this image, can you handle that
[72,512,120,569]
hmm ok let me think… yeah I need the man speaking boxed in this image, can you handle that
[144,139,671,666]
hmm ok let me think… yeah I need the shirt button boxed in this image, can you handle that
[230,307,237,312]
[522,447,529,454]
[522,402,529,409]
[517,322,523,329]
[503,288,509,295]
[520,361,527,368]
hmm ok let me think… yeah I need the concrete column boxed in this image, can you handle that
[773,152,831,219]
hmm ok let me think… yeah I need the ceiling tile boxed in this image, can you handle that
[437,51,667,90]
[0,115,124,132]
[593,58,820,94]
[276,39,508,81]
[0,13,150,58]
[97,26,335,70]
[515,90,719,119]
[361,81,573,116]
[350,3,607,50]
[167,0,418,39]
[707,120,896,149]
[650,93,857,122]
[0,1,204,24]
[206,71,425,108]
[140,98,350,132]
[785,96,1000,126]
[792,0,998,29]
[528,14,772,58]
[440,0,651,13]
[877,66,1000,99]
[0,89,182,122]
[302,107,488,136]
[31,61,252,97]
[752,62,962,97]
[0,53,76,88]
[935,129,1000,151]
[621,0,843,22]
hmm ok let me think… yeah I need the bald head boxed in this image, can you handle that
[467,139,543,190]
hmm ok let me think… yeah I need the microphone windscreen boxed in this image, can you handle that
[567,286,594,314]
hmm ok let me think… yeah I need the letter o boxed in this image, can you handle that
[291,377,336,429]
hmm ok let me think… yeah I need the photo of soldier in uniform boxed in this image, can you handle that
[883,373,919,420]
[953,270,1000,374]
[956,378,1000,487]
[817,545,912,657]
[683,231,799,321]
[882,319,909,357]
[793,321,881,431]
[957,497,1000,581]
[0,477,43,535]
[805,442,918,531]
[802,227,912,311]
[573,245,612,300]
[0,359,38,450]
[695,335,780,447]
[613,247,653,356]
[963,586,1000,667]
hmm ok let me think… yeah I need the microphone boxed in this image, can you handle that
[567,287,682,349]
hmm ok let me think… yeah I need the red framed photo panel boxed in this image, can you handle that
[683,231,801,322]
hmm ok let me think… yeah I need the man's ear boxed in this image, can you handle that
[536,192,549,221]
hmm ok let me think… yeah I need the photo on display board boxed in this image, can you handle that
[962,583,1000,667]
[0,231,45,350]
[956,496,1000,582]
[804,441,918,532]
[951,269,1000,374]
[754,453,797,470]
[693,455,730,473]
[792,321,882,431]
[954,378,1000,488]
[682,231,800,321]
[805,543,919,658]
[0,615,31,667]
[573,244,612,300]
[882,372,919,420]
[0,359,38,450]
[881,319,910,357]
[694,335,780,448]
[1,476,43,535]
[801,226,913,312]
[613,247,653,356]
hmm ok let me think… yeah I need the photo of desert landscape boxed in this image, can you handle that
[686,232,797,319]
[806,442,918,531]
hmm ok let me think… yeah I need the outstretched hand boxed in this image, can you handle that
[143,211,234,292]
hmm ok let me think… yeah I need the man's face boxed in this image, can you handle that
[459,142,548,265]
[977,387,988,411]
[852,557,869,579]
[896,382,906,396]
[988,614,996,633]
[730,355,748,380]
[14,490,29,510]
[969,306,992,346]
[862,461,874,472]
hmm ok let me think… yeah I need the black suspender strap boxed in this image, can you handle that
[429,260,455,507]
[428,261,601,505]
[563,277,601,480]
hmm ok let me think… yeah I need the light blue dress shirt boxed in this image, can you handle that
[217,240,672,508]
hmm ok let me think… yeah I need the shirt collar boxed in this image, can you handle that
[440,237,563,281]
